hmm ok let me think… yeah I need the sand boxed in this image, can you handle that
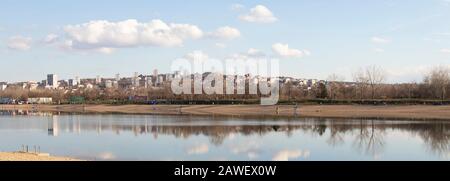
[1,104,450,120]
[0,152,81,161]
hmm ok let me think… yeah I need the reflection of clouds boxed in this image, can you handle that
[303,150,311,158]
[247,152,259,159]
[229,140,261,159]
[373,153,383,160]
[186,143,209,155]
[272,149,310,161]
[98,152,116,160]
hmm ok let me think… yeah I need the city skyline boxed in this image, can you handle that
[1,0,450,83]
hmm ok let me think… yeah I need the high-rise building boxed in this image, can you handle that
[68,79,75,87]
[115,73,120,81]
[96,75,101,84]
[133,72,139,87]
[0,82,7,91]
[153,69,158,77]
[146,77,152,88]
[47,74,58,89]
[75,76,80,85]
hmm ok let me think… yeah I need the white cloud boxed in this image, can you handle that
[59,39,115,54]
[272,43,310,58]
[208,26,241,40]
[374,48,385,53]
[7,36,32,50]
[371,36,390,44]
[184,50,209,61]
[272,150,303,161]
[441,48,450,53]
[229,141,261,159]
[95,47,115,54]
[63,19,203,51]
[44,34,59,44]
[186,144,209,155]
[231,3,245,11]
[215,43,227,48]
[239,5,277,23]
[229,48,266,59]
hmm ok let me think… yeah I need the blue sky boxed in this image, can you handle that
[1,0,450,83]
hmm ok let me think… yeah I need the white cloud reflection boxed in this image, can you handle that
[272,149,310,161]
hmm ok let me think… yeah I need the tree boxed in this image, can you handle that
[424,65,450,101]
[317,82,328,99]
[327,73,345,99]
[353,68,369,99]
[365,65,386,99]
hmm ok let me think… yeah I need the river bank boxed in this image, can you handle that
[1,104,450,120]
[0,152,81,161]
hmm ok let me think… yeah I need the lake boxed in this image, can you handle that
[0,110,449,161]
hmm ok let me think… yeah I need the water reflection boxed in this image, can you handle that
[0,110,449,160]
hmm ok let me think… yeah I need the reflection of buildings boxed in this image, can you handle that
[0,111,449,158]
[48,115,59,136]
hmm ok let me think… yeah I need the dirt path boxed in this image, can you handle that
[2,104,450,120]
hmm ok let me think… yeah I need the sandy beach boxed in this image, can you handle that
[1,104,450,120]
[0,152,80,161]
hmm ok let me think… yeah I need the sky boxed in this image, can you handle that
[1,0,450,83]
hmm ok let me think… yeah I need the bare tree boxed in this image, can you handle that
[353,68,369,99]
[424,65,450,101]
[327,73,345,100]
[365,65,386,99]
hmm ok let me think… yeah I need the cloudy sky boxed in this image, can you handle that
[1,0,450,83]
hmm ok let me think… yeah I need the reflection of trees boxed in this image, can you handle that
[43,117,449,158]
[3,110,448,158]
[352,120,385,157]
[326,122,352,146]
[409,123,449,156]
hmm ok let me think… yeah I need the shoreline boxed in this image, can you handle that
[1,104,450,121]
[0,152,81,161]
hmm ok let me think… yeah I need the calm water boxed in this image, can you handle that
[0,110,449,161]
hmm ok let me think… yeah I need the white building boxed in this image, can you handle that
[153,69,158,77]
[132,72,139,87]
[146,77,153,88]
[115,73,120,81]
[75,76,80,85]
[105,80,113,88]
[85,83,94,89]
[0,82,7,91]
[28,97,53,104]
[29,83,38,90]
[96,75,101,85]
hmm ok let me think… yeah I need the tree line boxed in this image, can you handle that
[1,65,449,104]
